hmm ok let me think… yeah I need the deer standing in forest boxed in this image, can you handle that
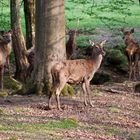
[0,30,12,90]
[25,46,35,80]
[49,40,106,110]
[66,29,77,59]
[121,28,140,80]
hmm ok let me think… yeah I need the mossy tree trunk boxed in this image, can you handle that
[33,0,66,95]
[23,0,35,49]
[10,0,28,81]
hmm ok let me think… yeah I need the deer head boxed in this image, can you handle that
[121,28,134,40]
[2,30,12,44]
[89,40,106,57]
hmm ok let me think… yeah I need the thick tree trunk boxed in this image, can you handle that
[33,0,66,95]
[24,0,35,49]
[10,0,28,81]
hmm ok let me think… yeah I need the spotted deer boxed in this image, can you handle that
[66,29,77,59]
[0,30,12,90]
[49,40,106,110]
[121,28,140,80]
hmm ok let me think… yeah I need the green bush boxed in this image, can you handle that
[113,44,126,54]
[106,49,127,65]
[105,49,128,72]
[91,71,112,85]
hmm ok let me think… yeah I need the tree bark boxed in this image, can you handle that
[10,0,28,81]
[33,0,66,95]
[23,0,35,49]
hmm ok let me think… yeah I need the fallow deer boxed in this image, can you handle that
[66,29,77,59]
[49,40,106,110]
[0,30,12,90]
[121,28,140,80]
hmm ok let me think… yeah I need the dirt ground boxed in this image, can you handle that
[0,81,139,140]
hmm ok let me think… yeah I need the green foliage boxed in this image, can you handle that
[91,71,112,85]
[105,49,128,72]
[0,1,25,33]
[0,1,10,30]
[61,84,75,96]
[70,0,91,4]
[0,0,140,31]
[106,49,127,65]
[76,35,93,48]
[66,0,140,29]
[113,44,126,54]
[98,0,135,14]
[4,75,22,91]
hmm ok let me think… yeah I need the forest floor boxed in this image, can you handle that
[0,81,139,140]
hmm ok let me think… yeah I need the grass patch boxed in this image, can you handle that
[0,117,79,139]
[103,125,124,136]
[108,106,121,113]
[0,117,79,132]
[8,137,19,140]
[41,118,79,129]
[81,123,125,138]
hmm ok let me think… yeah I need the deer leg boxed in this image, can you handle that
[133,64,136,81]
[138,61,140,78]
[48,91,53,109]
[55,81,66,110]
[0,66,4,90]
[129,56,133,81]
[129,66,133,81]
[55,88,62,110]
[85,80,93,107]
[82,82,88,106]
[134,55,139,80]
[48,86,62,110]
[48,81,58,109]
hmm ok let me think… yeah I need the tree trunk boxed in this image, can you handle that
[10,0,28,81]
[33,0,65,95]
[23,0,35,49]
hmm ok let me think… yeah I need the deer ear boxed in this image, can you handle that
[100,40,107,47]
[131,28,134,33]
[89,40,95,46]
